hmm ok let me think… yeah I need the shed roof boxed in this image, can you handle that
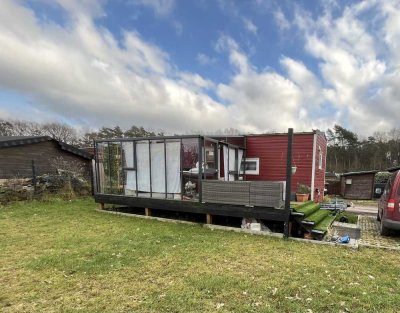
[341,170,378,177]
[387,166,400,173]
[0,136,92,159]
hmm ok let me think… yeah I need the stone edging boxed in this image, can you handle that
[96,209,363,247]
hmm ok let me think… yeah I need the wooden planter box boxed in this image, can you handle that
[296,193,309,202]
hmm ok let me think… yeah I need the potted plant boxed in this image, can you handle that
[296,183,310,202]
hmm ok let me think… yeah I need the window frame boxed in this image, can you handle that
[240,157,260,175]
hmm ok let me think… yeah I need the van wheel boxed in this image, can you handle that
[380,220,390,236]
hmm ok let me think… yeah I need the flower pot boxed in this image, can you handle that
[296,193,309,202]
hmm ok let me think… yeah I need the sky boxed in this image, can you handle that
[0,0,399,136]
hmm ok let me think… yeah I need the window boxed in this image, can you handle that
[318,148,323,170]
[240,158,260,175]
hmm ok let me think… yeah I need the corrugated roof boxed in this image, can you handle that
[0,136,92,159]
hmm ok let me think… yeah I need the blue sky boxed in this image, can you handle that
[0,0,399,136]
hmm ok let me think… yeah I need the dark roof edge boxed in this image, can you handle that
[341,170,378,176]
[59,142,92,160]
[0,136,51,148]
[246,130,319,137]
[387,166,400,173]
[0,136,92,159]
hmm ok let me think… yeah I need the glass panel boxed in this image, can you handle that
[150,140,166,196]
[165,139,182,196]
[124,169,136,196]
[228,147,236,181]
[136,140,150,194]
[96,142,107,193]
[122,142,134,168]
[182,138,199,171]
[182,138,199,200]
[204,139,218,179]
[107,142,123,195]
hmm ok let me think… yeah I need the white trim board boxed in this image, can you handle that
[311,133,317,200]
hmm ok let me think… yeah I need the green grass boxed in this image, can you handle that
[1,198,400,312]
[335,212,359,224]
[292,201,320,217]
[313,214,337,232]
[303,209,330,225]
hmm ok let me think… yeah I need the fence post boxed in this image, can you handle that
[31,160,37,192]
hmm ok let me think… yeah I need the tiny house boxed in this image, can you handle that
[93,130,327,235]
[243,131,326,202]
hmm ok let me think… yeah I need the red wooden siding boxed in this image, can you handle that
[245,134,315,193]
[313,132,327,201]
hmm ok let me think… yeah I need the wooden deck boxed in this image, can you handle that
[94,194,288,221]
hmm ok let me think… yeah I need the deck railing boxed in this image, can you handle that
[202,180,284,208]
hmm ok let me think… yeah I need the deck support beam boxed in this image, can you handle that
[206,214,213,224]
[100,202,105,210]
[145,207,152,217]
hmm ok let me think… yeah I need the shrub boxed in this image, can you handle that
[297,183,311,194]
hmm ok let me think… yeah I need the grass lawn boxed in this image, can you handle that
[1,198,400,312]
[335,212,360,224]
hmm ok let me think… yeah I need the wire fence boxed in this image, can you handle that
[0,160,58,181]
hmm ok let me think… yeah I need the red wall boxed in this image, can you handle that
[245,133,325,198]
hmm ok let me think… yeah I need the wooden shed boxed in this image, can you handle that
[340,171,377,200]
[0,136,92,179]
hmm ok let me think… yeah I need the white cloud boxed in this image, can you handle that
[197,53,216,66]
[172,20,183,36]
[178,72,215,91]
[215,35,252,74]
[280,57,324,105]
[291,1,398,134]
[215,35,312,132]
[219,71,305,133]
[274,8,290,31]
[131,0,175,16]
[1,0,400,136]
[243,18,258,35]
[0,0,229,133]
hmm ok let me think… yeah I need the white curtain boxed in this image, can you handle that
[223,145,229,181]
[166,141,181,193]
[122,142,134,167]
[150,142,165,193]
[238,149,244,174]
[123,141,181,195]
[228,147,236,181]
[136,142,150,192]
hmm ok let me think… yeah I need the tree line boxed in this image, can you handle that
[2,119,397,172]
[327,125,400,173]
[0,119,163,147]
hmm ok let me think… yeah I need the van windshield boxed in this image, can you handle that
[384,173,396,195]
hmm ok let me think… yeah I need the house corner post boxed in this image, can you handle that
[284,128,293,238]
